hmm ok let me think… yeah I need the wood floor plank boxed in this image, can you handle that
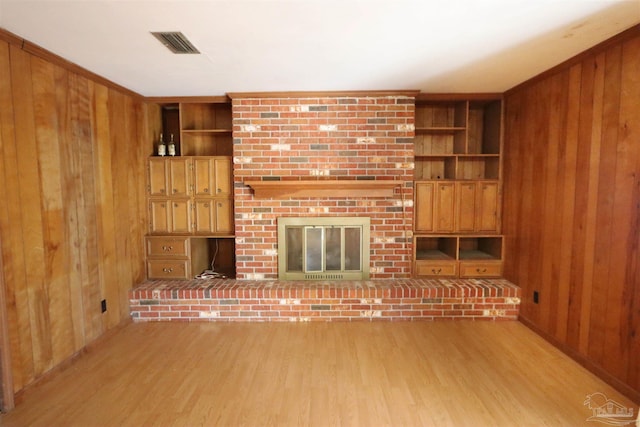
[1,321,637,427]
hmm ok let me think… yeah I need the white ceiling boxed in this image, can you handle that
[1,0,639,97]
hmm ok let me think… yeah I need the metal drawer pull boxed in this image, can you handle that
[203,188,209,193]
[431,268,442,274]
[162,267,173,273]
[161,245,173,252]
[476,268,487,273]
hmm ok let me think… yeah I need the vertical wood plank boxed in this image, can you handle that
[125,96,146,287]
[56,68,87,354]
[9,44,50,380]
[0,40,17,408]
[577,52,605,356]
[522,84,544,324]
[30,56,76,364]
[108,90,131,322]
[538,73,563,333]
[70,75,102,341]
[564,57,594,350]
[598,46,624,376]
[586,48,620,366]
[555,64,581,343]
[501,91,524,282]
[90,83,119,329]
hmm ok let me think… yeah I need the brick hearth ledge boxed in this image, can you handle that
[129,279,520,322]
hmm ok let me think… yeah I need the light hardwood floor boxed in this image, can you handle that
[1,321,637,426]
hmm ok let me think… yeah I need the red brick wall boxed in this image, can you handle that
[232,95,415,280]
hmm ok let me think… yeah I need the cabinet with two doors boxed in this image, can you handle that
[413,96,504,278]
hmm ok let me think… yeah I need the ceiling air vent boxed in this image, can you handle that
[151,31,200,54]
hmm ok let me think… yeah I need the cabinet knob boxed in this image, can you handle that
[204,203,209,208]
[174,203,179,207]
[160,189,165,193]
[203,188,209,193]
[173,188,178,194]
[217,188,222,193]
[162,267,173,273]
[431,268,442,274]
[161,245,173,252]
[476,268,487,273]
[218,202,223,207]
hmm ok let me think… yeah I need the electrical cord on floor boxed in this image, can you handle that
[195,270,227,279]
[195,240,228,279]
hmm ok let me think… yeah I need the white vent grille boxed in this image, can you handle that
[151,32,200,54]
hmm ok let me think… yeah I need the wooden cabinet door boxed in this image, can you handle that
[193,158,214,196]
[193,157,232,197]
[456,182,476,232]
[213,158,232,196]
[434,182,455,232]
[170,199,191,233]
[214,199,234,234]
[148,158,168,196]
[476,182,499,232]
[168,158,191,196]
[194,199,233,234]
[149,199,191,234]
[194,199,215,234]
[414,182,435,233]
[149,199,170,233]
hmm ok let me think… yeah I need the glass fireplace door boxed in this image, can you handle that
[278,217,370,280]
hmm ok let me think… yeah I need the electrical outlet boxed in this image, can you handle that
[101,299,107,313]
[533,291,539,304]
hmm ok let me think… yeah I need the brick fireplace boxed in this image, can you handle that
[231,93,416,280]
[129,91,522,322]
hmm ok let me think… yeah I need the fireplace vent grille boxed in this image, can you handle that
[305,274,345,280]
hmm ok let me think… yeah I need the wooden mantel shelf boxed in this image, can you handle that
[245,180,401,199]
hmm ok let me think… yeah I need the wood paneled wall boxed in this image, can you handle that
[503,26,640,401]
[0,34,151,396]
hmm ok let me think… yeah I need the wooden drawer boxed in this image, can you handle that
[146,236,189,258]
[459,261,502,278]
[147,259,190,279]
[414,260,458,277]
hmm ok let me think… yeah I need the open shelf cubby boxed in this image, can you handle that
[458,237,503,261]
[180,102,232,131]
[415,237,457,261]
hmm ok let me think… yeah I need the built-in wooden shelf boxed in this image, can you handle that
[245,180,401,199]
